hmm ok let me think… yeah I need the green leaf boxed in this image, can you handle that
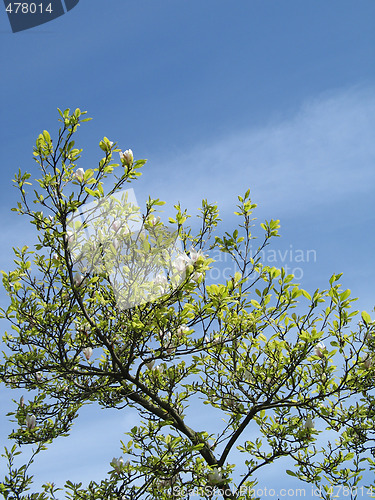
[301,289,311,300]
[340,289,351,301]
[361,311,371,325]
[286,469,297,477]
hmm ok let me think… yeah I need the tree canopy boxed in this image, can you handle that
[1,108,375,500]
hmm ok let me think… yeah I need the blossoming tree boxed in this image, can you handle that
[1,109,375,500]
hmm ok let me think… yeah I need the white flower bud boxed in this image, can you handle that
[148,215,160,226]
[119,149,133,166]
[305,416,314,430]
[191,272,203,283]
[314,342,326,358]
[111,219,122,232]
[82,347,93,361]
[173,253,190,273]
[64,231,75,245]
[212,335,223,345]
[111,238,119,250]
[73,168,85,182]
[208,467,223,485]
[188,247,206,265]
[26,414,36,430]
[111,456,124,472]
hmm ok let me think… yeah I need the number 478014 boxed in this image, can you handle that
[6,3,53,14]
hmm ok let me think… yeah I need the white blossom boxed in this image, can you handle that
[188,247,206,265]
[159,477,177,488]
[212,334,224,345]
[145,359,155,370]
[163,332,176,354]
[226,395,236,409]
[64,231,75,245]
[111,219,122,232]
[305,416,314,430]
[208,467,223,485]
[314,342,326,358]
[74,272,84,286]
[149,215,160,226]
[158,475,178,488]
[119,149,133,166]
[26,414,36,430]
[177,325,189,338]
[82,347,93,361]
[73,168,85,182]
[191,271,203,283]
[111,457,124,471]
[160,474,178,487]
[365,331,374,343]
[173,253,190,273]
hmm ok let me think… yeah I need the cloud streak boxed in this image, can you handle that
[140,85,375,219]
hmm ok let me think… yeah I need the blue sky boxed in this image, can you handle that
[0,0,375,497]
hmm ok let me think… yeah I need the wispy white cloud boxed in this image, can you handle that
[2,86,374,251]
[138,85,375,220]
